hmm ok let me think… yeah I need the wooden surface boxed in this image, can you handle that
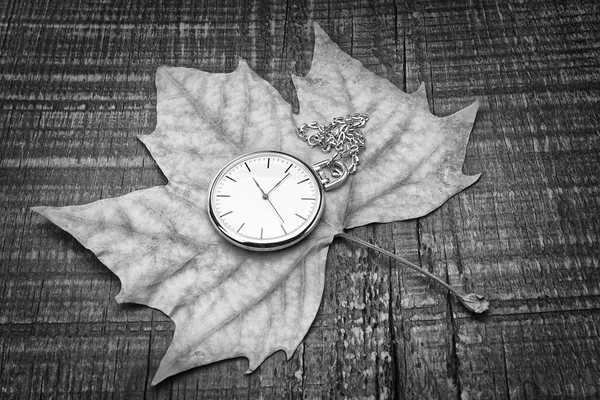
[1,0,599,398]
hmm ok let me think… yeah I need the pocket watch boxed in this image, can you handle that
[208,114,368,251]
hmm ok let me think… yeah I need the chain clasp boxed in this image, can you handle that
[312,159,349,191]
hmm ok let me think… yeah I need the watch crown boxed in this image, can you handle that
[311,160,348,191]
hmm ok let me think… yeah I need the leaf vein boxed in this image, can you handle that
[166,184,208,215]
[179,236,330,351]
[160,69,243,152]
[48,209,215,247]
[346,142,441,219]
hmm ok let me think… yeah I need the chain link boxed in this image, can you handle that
[296,113,369,175]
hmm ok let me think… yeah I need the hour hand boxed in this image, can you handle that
[253,177,268,199]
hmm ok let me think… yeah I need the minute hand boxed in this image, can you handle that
[266,173,290,195]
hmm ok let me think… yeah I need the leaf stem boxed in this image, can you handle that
[337,232,489,314]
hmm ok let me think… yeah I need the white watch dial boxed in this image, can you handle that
[208,152,324,250]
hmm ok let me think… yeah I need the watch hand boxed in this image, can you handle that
[267,198,285,223]
[252,177,268,199]
[266,173,290,195]
[254,176,284,222]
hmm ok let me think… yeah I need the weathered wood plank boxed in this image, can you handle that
[1,0,599,399]
[407,1,600,399]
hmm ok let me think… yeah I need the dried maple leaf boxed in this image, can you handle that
[33,23,480,384]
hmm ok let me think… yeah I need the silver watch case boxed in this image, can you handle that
[207,151,325,251]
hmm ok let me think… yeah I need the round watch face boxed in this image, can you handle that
[208,151,324,251]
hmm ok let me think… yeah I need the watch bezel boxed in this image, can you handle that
[207,151,325,251]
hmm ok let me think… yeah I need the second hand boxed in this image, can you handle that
[267,198,284,223]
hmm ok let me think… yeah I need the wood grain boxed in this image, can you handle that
[1,0,599,398]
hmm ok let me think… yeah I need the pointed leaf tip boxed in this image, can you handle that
[465,98,480,115]
[155,65,169,75]
[155,65,174,83]
[470,172,482,183]
[311,21,334,50]
[460,173,482,190]
[312,21,326,35]
[31,206,47,215]
[284,348,295,360]
[410,82,430,110]
[152,356,178,386]
[235,57,249,71]
[416,82,427,95]
[151,373,164,387]
[31,206,63,224]
[462,98,480,114]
